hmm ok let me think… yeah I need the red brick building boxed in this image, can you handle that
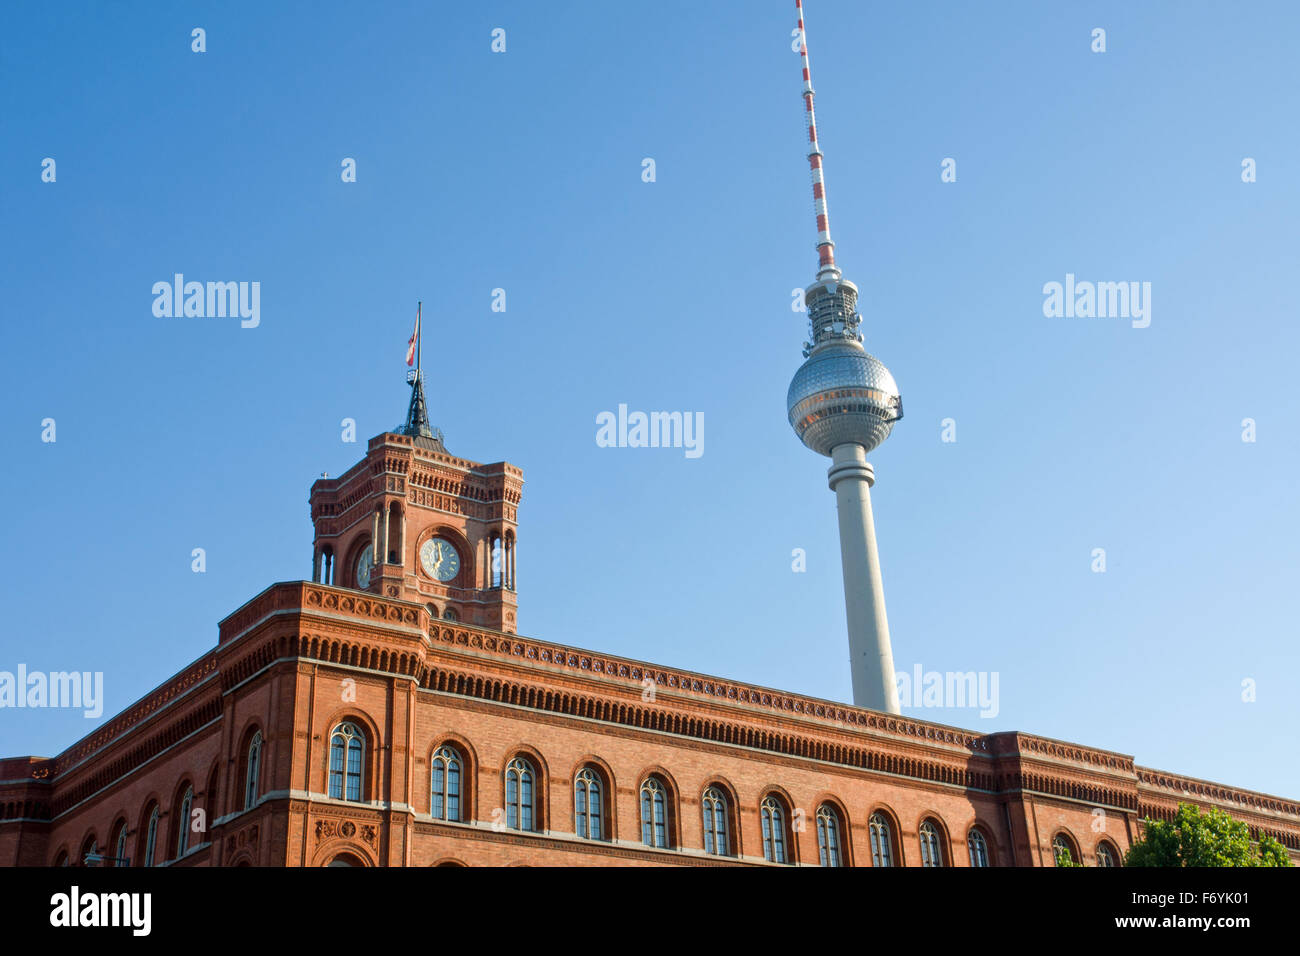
[3,411,1298,867]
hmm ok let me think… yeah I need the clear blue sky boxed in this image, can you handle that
[3,1,1297,800]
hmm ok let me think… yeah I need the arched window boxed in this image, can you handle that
[112,820,128,867]
[490,535,503,588]
[869,812,894,867]
[80,835,98,867]
[919,819,944,867]
[328,722,365,802]
[143,805,160,867]
[1053,833,1078,867]
[431,745,462,822]
[504,757,536,832]
[816,804,843,867]
[1096,841,1119,867]
[245,730,263,810]
[54,850,69,866]
[760,796,788,863]
[504,532,516,591]
[385,502,401,564]
[443,607,459,622]
[702,787,729,856]
[207,764,221,822]
[640,777,669,848]
[968,827,991,867]
[176,787,194,857]
[574,768,603,840]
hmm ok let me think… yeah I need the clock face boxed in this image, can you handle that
[420,537,461,582]
[356,545,373,589]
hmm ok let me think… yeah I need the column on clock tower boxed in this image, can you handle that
[375,494,405,596]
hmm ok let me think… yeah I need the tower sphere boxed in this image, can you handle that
[787,339,902,458]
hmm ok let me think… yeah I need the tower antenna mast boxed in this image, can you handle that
[796,0,840,284]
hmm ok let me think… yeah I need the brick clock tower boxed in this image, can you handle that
[307,351,523,633]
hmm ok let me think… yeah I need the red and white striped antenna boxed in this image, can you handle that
[795,0,841,284]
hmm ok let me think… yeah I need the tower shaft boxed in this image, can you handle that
[827,444,900,713]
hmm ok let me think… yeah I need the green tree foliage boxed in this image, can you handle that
[1053,845,1082,868]
[1125,803,1293,867]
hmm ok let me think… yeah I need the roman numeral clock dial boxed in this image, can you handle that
[420,537,461,583]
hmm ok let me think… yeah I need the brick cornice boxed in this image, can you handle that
[422,615,998,754]
[1134,766,1300,847]
[219,582,426,646]
[1134,766,1300,817]
[51,655,219,776]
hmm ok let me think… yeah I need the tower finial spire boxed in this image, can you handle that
[399,301,444,447]
[796,0,840,284]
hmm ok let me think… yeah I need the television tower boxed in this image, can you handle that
[785,0,904,713]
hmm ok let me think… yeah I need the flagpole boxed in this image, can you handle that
[416,301,422,377]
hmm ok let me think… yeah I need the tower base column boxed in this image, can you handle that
[827,442,901,714]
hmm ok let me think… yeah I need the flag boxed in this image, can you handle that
[405,303,421,366]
